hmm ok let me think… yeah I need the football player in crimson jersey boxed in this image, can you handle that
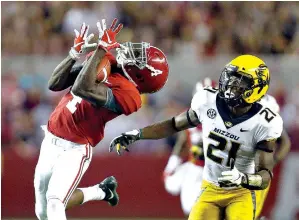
[163,78,217,215]
[109,55,290,220]
[163,121,205,216]
[34,18,169,220]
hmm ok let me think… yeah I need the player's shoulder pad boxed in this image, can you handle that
[108,74,142,116]
[191,86,217,112]
[260,94,280,113]
[256,106,283,142]
[258,104,282,127]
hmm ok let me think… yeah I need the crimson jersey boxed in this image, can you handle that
[47,73,141,147]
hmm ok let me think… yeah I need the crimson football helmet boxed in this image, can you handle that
[116,42,169,93]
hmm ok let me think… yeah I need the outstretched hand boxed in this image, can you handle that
[69,23,97,60]
[109,129,140,156]
[97,18,123,51]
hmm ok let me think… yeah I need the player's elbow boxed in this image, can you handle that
[71,87,107,107]
[48,81,61,92]
[71,86,83,98]
[283,136,291,153]
[70,87,90,104]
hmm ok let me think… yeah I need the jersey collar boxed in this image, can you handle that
[216,94,262,129]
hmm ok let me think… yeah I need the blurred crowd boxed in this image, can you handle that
[2,71,299,157]
[2,1,299,157]
[2,1,299,57]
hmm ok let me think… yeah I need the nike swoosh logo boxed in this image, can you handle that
[240,128,249,132]
[106,32,112,44]
[108,189,114,199]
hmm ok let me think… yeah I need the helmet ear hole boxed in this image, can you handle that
[122,45,169,94]
[135,73,144,82]
[154,51,163,59]
[244,90,252,98]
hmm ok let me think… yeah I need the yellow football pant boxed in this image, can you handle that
[255,182,271,219]
[189,180,257,220]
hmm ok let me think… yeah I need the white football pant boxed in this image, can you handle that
[34,126,92,220]
[164,161,204,215]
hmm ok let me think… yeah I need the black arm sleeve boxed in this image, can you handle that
[255,140,274,153]
[63,65,83,89]
[70,65,83,75]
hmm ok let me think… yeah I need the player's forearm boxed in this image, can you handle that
[140,119,179,140]
[72,47,107,106]
[241,169,272,190]
[73,47,105,91]
[241,141,276,190]
[273,130,291,165]
[140,110,199,140]
[48,55,76,91]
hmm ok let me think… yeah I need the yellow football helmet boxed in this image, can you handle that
[219,55,270,107]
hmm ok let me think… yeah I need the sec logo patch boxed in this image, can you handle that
[207,108,217,119]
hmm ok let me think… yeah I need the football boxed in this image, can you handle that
[96,55,111,83]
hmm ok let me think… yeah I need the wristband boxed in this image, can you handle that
[241,174,263,190]
[258,168,273,179]
[172,117,180,132]
[69,47,80,60]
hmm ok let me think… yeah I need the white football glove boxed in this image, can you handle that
[97,19,107,41]
[109,129,141,156]
[69,22,97,60]
[164,155,182,174]
[218,159,246,187]
[96,18,123,51]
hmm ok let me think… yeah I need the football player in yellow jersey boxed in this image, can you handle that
[110,55,286,220]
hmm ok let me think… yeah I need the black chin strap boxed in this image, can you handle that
[226,97,252,111]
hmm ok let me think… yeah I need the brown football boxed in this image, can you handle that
[96,55,111,83]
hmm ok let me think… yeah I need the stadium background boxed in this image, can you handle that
[1,1,299,220]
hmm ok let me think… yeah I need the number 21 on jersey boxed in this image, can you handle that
[207,132,241,167]
[66,92,82,113]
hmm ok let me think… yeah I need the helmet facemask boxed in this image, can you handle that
[219,65,254,107]
[116,42,150,86]
[116,42,165,90]
[117,42,150,68]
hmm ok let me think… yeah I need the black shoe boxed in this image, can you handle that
[98,176,119,206]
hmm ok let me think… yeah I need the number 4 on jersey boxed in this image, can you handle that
[66,92,82,113]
